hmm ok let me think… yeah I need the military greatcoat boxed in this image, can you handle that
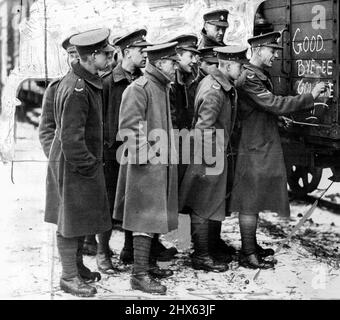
[229,63,314,217]
[44,61,112,237]
[113,62,178,234]
[179,66,237,221]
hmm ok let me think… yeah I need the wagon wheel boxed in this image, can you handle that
[287,165,322,196]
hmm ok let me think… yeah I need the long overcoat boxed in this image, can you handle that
[44,61,112,237]
[113,62,178,234]
[102,63,142,212]
[229,64,315,217]
[179,66,237,221]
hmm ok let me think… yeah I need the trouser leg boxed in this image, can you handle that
[77,237,101,282]
[239,213,258,256]
[120,230,134,264]
[253,215,275,257]
[208,220,233,263]
[83,235,97,256]
[97,229,112,255]
[191,213,209,258]
[238,213,275,269]
[190,213,228,272]
[56,232,78,280]
[132,235,152,275]
[96,230,115,274]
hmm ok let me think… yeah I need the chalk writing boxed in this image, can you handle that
[296,59,332,77]
[292,28,324,55]
[312,5,326,30]
[296,79,333,99]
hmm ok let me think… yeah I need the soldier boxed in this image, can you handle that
[179,46,248,272]
[197,10,237,258]
[98,29,150,273]
[113,42,179,294]
[100,29,177,271]
[198,46,239,262]
[198,9,229,49]
[39,35,104,283]
[229,32,326,269]
[44,28,114,297]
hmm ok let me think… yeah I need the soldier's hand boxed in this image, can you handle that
[278,116,293,129]
[311,82,327,100]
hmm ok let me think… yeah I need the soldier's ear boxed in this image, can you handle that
[124,48,131,58]
[90,52,97,62]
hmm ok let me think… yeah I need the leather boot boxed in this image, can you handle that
[57,234,97,297]
[77,237,101,282]
[191,218,228,272]
[120,231,134,264]
[239,252,275,269]
[60,275,97,297]
[130,273,167,295]
[151,235,178,262]
[96,253,116,274]
[149,257,173,279]
[132,235,167,294]
[256,244,275,258]
[83,235,97,256]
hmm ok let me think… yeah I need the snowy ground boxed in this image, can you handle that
[1,122,340,300]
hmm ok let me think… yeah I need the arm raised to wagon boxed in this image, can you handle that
[237,74,326,116]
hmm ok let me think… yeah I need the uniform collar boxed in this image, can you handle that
[175,64,202,86]
[71,61,102,89]
[112,62,143,83]
[145,62,172,86]
[208,64,233,92]
[243,63,269,81]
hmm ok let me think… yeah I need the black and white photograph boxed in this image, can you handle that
[0,0,339,305]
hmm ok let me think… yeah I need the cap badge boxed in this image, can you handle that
[220,15,225,20]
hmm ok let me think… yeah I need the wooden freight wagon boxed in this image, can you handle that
[256,0,340,195]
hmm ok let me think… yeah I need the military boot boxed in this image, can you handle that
[131,235,167,294]
[149,256,173,279]
[60,275,97,297]
[151,235,178,262]
[130,273,167,295]
[256,244,275,258]
[191,219,228,272]
[239,252,275,269]
[57,233,97,297]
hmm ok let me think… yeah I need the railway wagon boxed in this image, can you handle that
[255,0,340,196]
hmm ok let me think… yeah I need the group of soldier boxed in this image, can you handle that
[38,9,326,297]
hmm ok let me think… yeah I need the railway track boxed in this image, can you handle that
[288,191,340,214]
